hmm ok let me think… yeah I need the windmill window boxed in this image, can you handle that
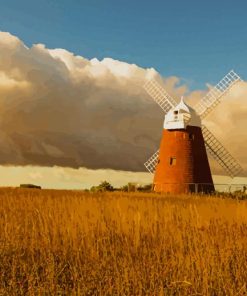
[189,133,194,140]
[169,157,176,166]
[174,110,178,115]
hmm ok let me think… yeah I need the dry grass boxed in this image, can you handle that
[0,188,247,295]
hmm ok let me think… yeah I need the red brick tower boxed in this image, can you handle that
[153,97,214,193]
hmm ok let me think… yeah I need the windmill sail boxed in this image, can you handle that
[194,70,242,119]
[202,125,243,178]
[144,79,177,113]
[144,150,159,173]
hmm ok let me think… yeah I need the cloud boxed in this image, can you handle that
[0,165,246,190]
[0,31,246,176]
[0,165,153,189]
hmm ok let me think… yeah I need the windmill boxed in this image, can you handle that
[144,70,243,193]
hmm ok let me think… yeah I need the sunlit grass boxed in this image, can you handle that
[1,188,247,295]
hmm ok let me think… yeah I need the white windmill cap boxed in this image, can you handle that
[164,96,201,129]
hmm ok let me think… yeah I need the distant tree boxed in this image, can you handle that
[90,181,114,192]
[138,184,153,192]
[121,185,129,192]
[120,183,153,192]
[20,184,41,189]
[90,186,97,192]
[97,181,114,192]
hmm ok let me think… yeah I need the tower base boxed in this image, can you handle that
[153,183,214,194]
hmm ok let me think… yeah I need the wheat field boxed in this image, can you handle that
[0,188,247,295]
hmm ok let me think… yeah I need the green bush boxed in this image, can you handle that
[90,181,114,192]
[20,184,41,189]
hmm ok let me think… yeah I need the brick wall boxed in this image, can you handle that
[154,126,214,193]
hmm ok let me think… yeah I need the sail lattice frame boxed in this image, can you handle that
[202,125,243,178]
[194,70,242,119]
[144,150,159,173]
[144,79,177,113]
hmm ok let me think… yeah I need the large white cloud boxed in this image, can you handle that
[0,31,246,176]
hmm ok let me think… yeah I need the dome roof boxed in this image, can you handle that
[164,97,201,130]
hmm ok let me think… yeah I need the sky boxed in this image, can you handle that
[0,0,247,189]
[1,0,247,89]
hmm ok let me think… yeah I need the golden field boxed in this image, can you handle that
[0,188,247,295]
